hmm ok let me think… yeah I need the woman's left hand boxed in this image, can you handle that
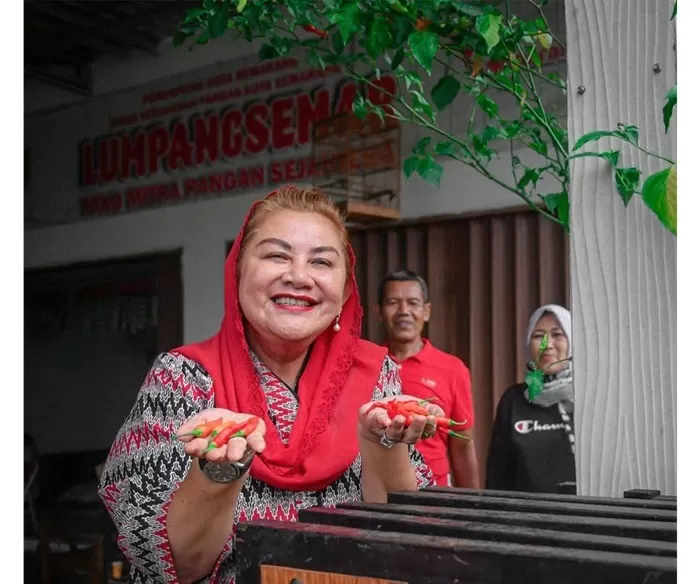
[357,395,445,447]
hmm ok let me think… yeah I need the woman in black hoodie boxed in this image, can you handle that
[486,304,575,493]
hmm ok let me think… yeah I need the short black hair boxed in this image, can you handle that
[378,269,429,305]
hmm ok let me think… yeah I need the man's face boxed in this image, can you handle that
[379,280,431,343]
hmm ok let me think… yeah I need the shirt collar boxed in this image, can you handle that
[388,338,432,364]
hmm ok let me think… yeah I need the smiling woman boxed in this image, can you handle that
[97,185,440,584]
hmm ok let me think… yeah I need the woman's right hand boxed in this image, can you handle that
[175,408,266,464]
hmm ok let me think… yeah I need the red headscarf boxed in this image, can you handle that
[176,190,387,492]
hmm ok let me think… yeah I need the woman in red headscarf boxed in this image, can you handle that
[98,186,439,584]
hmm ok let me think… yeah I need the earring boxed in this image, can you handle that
[333,314,341,332]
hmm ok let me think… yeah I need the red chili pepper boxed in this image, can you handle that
[236,416,262,438]
[204,420,248,452]
[176,417,223,439]
[398,403,431,416]
[204,416,261,453]
[434,417,469,429]
[302,24,327,38]
[366,398,432,417]
[416,18,431,31]
[210,419,244,438]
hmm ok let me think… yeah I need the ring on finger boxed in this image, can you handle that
[379,427,403,449]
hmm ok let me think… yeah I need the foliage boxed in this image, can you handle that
[175,0,677,235]
[524,332,571,400]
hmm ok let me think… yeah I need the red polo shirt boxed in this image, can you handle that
[389,340,474,486]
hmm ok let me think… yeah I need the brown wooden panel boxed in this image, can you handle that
[261,565,406,584]
[467,218,493,482]
[489,215,517,401]
[385,229,402,273]
[425,224,448,351]
[513,214,541,381]
[365,230,387,343]
[538,215,568,305]
[349,209,569,485]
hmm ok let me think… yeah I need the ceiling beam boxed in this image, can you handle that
[25,65,93,97]
[26,2,160,55]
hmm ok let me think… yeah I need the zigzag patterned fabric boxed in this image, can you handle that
[98,351,434,583]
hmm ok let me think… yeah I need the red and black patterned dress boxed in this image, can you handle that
[98,351,434,584]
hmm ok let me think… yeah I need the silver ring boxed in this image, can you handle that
[379,429,397,449]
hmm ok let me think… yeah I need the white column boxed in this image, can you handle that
[565,0,677,496]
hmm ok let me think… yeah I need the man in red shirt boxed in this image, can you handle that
[378,270,479,488]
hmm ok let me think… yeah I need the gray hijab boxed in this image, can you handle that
[525,304,574,410]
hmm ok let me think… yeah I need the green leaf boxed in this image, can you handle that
[338,3,361,44]
[403,156,421,178]
[402,70,423,92]
[616,124,639,145]
[412,137,432,155]
[476,94,499,118]
[641,165,677,235]
[456,4,486,17]
[394,16,414,45]
[408,31,440,73]
[572,130,618,151]
[367,17,392,59]
[182,8,207,25]
[472,135,495,160]
[543,192,570,227]
[536,33,552,50]
[195,30,211,45]
[370,104,386,124]
[663,85,677,133]
[173,29,192,47]
[538,332,549,357]
[417,156,444,186]
[482,125,505,142]
[411,90,435,122]
[307,49,325,70]
[431,75,461,111]
[434,141,457,156]
[525,368,545,400]
[331,31,345,55]
[387,0,409,15]
[614,167,642,206]
[528,135,548,156]
[517,167,542,190]
[352,96,368,119]
[568,150,621,166]
[236,0,248,12]
[258,43,277,60]
[504,121,523,139]
[208,6,229,38]
[671,1,677,20]
[390,47,406,70]
[475,13,503,53]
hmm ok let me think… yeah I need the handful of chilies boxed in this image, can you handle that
[174,416,261,452]
[365,397,472,441]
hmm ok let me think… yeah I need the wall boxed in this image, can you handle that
[24,2,572,460]
[24,2,567,347]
